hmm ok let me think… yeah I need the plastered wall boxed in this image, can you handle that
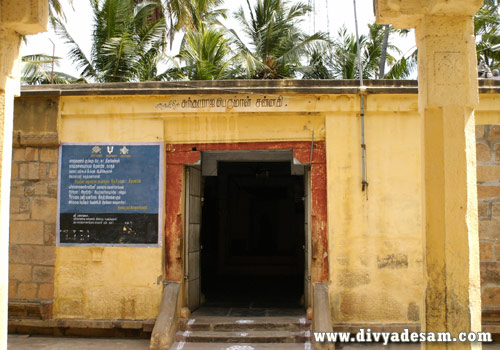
[57,93,425,322]
[326,96,424,324]
[9,90,500,323]
[53,247,163,319]
[55,114,164,319]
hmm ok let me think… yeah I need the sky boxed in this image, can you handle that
[21,0,417,79]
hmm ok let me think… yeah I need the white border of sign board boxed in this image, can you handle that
[57,142,164,247]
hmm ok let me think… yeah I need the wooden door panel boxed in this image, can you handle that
[186,166,202,311]
[304,168,312,308]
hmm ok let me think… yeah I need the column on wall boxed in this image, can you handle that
[376,0,483,348]
[0,1,48,348]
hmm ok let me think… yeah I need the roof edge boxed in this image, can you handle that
[18,79,500,97]
[19,79,418,96]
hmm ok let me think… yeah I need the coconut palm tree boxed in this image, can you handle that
[48,0,74,27]
[230,0,327,79]
[300,43,333,79]
[168,25,237,80]
[21,0,76,85]
[329,26,366,79]
[302,26,366,79]
[21,54,82,84]
[184,0,226,31]
[364,23,416,79]
[302,24,416,80]
[55,0,168,82]
[166,0,232,80]
[476,0,500,70]
[162,0,226,49]
[378,25,391,79]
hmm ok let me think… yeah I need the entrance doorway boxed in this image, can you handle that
[184,153,311,311]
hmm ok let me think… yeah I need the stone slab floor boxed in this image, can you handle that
[7,335,500,349]
[8,335,150,349]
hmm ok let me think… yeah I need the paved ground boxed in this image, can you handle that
[8,335,500,349]
[338,344,500,349]
[8,335,150,349]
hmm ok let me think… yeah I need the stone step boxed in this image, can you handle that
[8,301,52,320]
[180,316,311,332]
[175,330,311,343]
[170,342,313,349]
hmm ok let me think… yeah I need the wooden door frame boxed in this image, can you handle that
[184,165,202,310]
[164,141,329,307]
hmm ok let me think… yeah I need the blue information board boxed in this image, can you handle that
[58,143,162,245]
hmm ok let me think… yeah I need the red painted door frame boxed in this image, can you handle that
[164,141,329,284]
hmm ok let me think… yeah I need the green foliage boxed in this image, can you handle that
[21,54,83,85]
[40,0,500,83]
[167,0,231,79]
[302,24,416,80]
[300,43,332,79]
[185,0,227,31]
[384,49,417,80]
[49,0,74,27]
[168,25,237,80]
[230,0,328,79]
[476,0,500,69]
[56,0,168,82]
[162,0,226,48]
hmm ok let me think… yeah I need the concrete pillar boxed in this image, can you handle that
[417,15,482,349]
[0,30,21,350]
[0,2,48,349]
[376,1,482,349]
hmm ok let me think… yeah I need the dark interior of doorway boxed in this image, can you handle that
[200,162,305,309]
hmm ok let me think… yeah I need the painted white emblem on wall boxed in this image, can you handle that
[120,146,129,155]
[92,146,101,154]
[107,146,114,154]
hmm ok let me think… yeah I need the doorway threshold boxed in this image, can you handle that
[192,306,305,317]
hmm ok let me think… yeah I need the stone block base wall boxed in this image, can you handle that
[8,146,58,302]
[476,125,500,316]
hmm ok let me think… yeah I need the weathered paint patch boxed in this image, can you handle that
[339,290,406,322]
[311,172,328,281]
[338,270,371,288]
[407,302,419,322]
[377,254,409,269]
[165,163,188,281]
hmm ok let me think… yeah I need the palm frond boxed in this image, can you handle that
[54,17,96,79]
[229,0,323,79]
[21,54,80,85]
[384,49,417,79]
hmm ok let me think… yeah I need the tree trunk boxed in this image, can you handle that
[378,25,390,79]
